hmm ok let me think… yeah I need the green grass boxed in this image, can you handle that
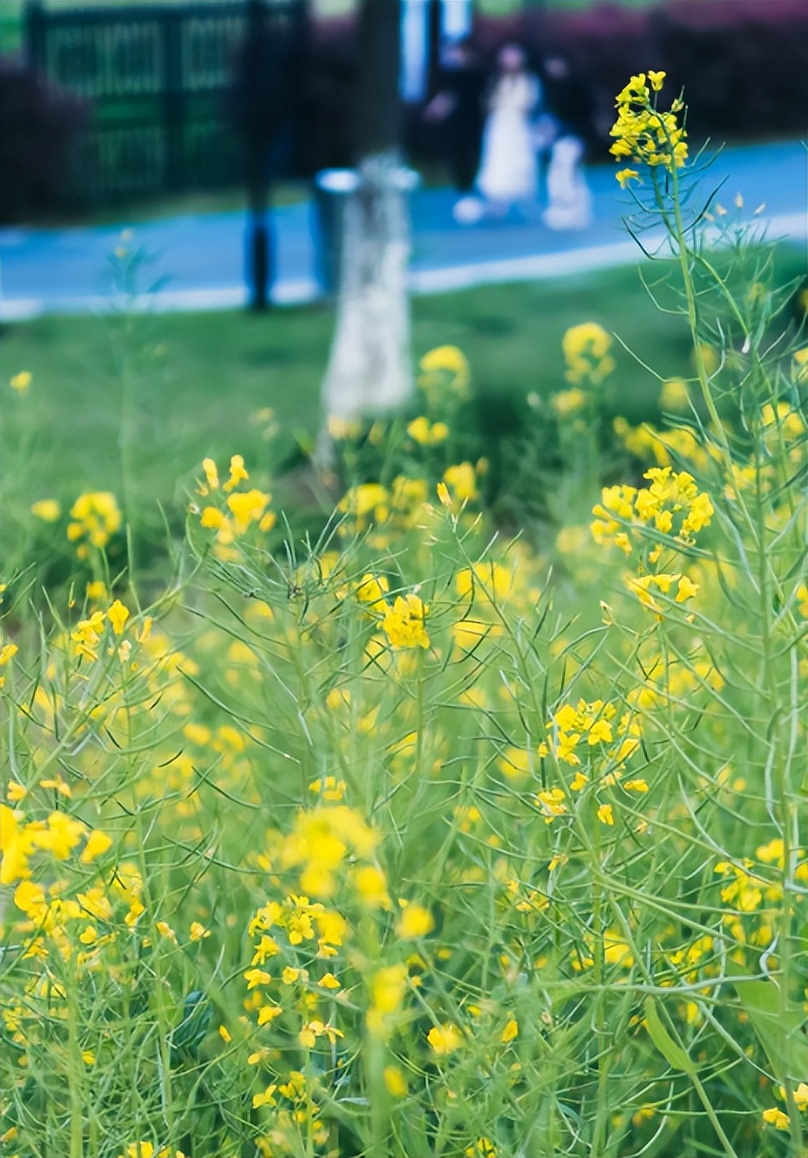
[1,267,680,496]
[1,248,802,563]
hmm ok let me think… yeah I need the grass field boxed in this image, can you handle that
[3,246,804,558]
[2,267,689,524]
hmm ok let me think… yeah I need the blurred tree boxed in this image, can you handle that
[321,0,414,427]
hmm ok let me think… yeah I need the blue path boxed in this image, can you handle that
[0,141,804,318]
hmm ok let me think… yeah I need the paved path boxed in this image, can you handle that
[0,141,804,320]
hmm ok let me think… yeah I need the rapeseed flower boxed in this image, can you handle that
[382,593,430,650]
[427,1021,464,1055]
[397,903,434,938]
[10,371,32,392]
[31,499,61,522]
[610,72,687,172]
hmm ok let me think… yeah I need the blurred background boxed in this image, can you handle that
[1,0,805,224]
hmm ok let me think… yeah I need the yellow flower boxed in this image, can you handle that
[551,388,586,418]
[500,1017,518,1043]
[616,167,641,189]
[355,573,389,611]
[252,1084,277,1109]
[588,719,613,746]
[382,593,430,650]
[408,416,449,445]
[0,642,18,667]
[792,1082,808,1111]
[407,416,430,444]
[318,971,341,990]
[10,371,32,393]
[383,1064,408,1097]
[123,1145,155,1158]
[68,491,122,554]
[327,414,364,440]
[659,377,690,412]
[202,457,220,490]
[610,72,687,171]
[762,1107,790,1130]
[796,584,808,618]
[466,1139,497,1158]
[597,803,615,826]
[299,1019,343,1048]
[80,829,112,864]
[563,323,615,386]
[257,1003,282,1026]
[223,454,249,492]
[397,904,434,938]
[370,964,408,1022]
[675,575,699,603]
[200,506,224,530]
[107,599,130,636]
[244,968,272,990]
[226,489,270,532]
[31,499,61,522]
[536,788,567,822]
[189,921,210,942]
[353,864,390,908]
[0,805,36,884]
[427,1022,464,1055]
[33,811,86,859]
[443,462,478,504]
[419,345,471,394]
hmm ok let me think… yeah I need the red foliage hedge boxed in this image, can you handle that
[474,0,807,142]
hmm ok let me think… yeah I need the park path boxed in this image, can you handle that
[0,140,804,320]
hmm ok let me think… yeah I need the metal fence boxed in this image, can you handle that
[24,0,305,200]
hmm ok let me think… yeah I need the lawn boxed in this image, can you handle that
[3,245,804,568]
[1,266,692,529]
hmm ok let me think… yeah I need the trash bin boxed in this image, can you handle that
[312,169,361,297]
[312,166,421,297]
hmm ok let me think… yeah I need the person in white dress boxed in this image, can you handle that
[457,44,540,222]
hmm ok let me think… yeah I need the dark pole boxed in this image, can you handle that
[246,0,270,311]
[426,0,442,101]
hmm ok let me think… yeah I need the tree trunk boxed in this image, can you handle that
[321,0,413,425]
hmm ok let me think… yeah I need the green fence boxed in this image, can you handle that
[22,0,305,201]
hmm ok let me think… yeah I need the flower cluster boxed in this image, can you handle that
[195,455,275,554]
[418,344,471,399]
[592,466,714,556]
[562,322,616,387]
[407,415,449,446]
[1,804,112,886]
[69,597,149,664]
[351,573,431,651]
[613,417,712,473]
[279,804,380,898]
[611,71,687,178]
[67,491,122,558]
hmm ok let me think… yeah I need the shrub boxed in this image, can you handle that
[0,60,88,224]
